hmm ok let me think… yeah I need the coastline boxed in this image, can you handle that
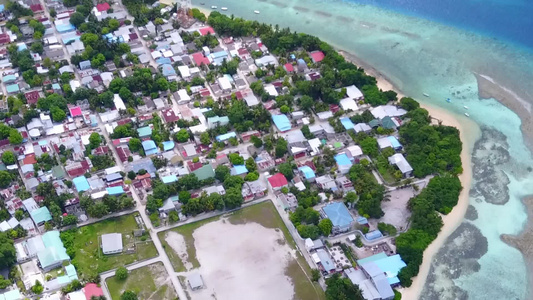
[338,51,477,299]
[191,7,476,298]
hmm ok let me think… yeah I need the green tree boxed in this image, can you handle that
[32,280,44,294]
[69,12,85,28]
[318,218,333,236]
[311,269,321,282]
[0,232,16,269]
[215,165,231,182]
[120,290,138,300]
[116,266,128,280]
[250,135,263,148]
[0,171,13,188]
[89,133,102,149]
[128,138,142,152]
[168,210,179,223]
[299,95,314,111]
[50,106,66,122]
[200,132,210,145]
[9,130,23,145]
[275,137,288,158]
[278,163,294,180]
[175,129,190,143]
[399,97,420,111]
[325,274,364,300]
[1,151,16,165]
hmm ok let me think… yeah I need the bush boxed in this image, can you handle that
[311,269,320,282]
[116,266,128,280]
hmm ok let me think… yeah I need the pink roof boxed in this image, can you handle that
[162,108,179,123]
[198,27,215,36]
[84,283,103,300]
[191,52,210,66]
[284,63,294,72]
[25,91,40,105]
[268,173,288,188]
[96,3,110,12]
[69,106,82,117]
[310,51,325,63]
[30,4,43,12]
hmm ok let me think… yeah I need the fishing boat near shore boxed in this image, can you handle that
[211,5,217,9]
[221,7,228,10]
[254,10,260,14]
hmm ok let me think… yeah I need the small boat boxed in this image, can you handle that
[446,98,451,103]
[211,5,217,9]
[221,7,228,10]
[200,2,205,5]
[463,105,469,110]
[464,113,470,117]
[254,10,260,14]
[423,93,429,97]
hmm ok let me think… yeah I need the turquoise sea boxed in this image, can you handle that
[190,0,533,298]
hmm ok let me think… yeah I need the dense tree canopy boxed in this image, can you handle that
[325,274,364,300]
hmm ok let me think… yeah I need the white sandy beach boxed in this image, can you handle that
[375,72,478,299]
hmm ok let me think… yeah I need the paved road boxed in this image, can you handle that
[96,113,188,300]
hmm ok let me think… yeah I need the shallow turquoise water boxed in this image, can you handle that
[192,0,533,298]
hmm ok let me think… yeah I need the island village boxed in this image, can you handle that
[0,1,463,300]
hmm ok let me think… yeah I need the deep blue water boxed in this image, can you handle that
[344,0,533,49]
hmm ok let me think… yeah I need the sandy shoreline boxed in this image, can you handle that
[340,50,476,299]
[187,8,475,297]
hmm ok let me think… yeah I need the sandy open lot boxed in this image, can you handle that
[165,231,194,271]
[377,187,415,230]
[188,219,296,300]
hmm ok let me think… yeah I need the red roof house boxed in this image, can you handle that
[161,108,179,123]
[84,283,104,300]
[25,91,41,105]
[268,173,288,190]
[23,154,37,165]
[284,63,294,73]
[309,51,325,63]
[191,52,211,67]
[198,26,215,36]
[30,4,43,13]
[0,33,11,45]
[96,3,110,12]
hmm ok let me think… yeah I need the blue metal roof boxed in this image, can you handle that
[372,254,406,285]
[73,176,90,192]
[216,131,237,142]
[2,74,16,83]
[356,216,368,225]
[17,43,27,51]
[30,207,52,224]
[211,51,228,58]
[106,186,124,195]
[6,84,19,93]
[0,5,5,13]
[272,114,291,131]
[340,118,355,130]
[322,202,354,228]
[162,141,175,151]
[62,35,80,44]
[161,175,178,184]
[52,83,61,90]
[298,166,316,179]
[142,140,159,155]
[231,165,248,175]
[157,57,172,65]
[334,154,352,166]
[365,230,383,241]
[137,126,152,137]
[161,63,176,76]
[387,136,402,149]
[56,23,75,33]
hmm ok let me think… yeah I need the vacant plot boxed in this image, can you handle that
[160,201,324,300]
[106,262,176,300]
[61,214,157,279]
[378,188,414,230]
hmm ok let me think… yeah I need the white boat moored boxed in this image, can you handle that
[221,7,228,10]
[464,113,470,117]
[254,10,260,14]
[463,105,469,109]
[423,93,429,97]
[211,5,217,9]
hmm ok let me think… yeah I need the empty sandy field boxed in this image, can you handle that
[161,201,324,300]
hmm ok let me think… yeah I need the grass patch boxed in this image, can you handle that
[158,215,221,272]
[106,262,176,300]
[62,214,157,280]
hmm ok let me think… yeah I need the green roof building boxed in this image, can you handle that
[38,231,70,271]
[52,166,66,179]
[193,164,215,181]
[30,206,52,226]
[381,116,397,130]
